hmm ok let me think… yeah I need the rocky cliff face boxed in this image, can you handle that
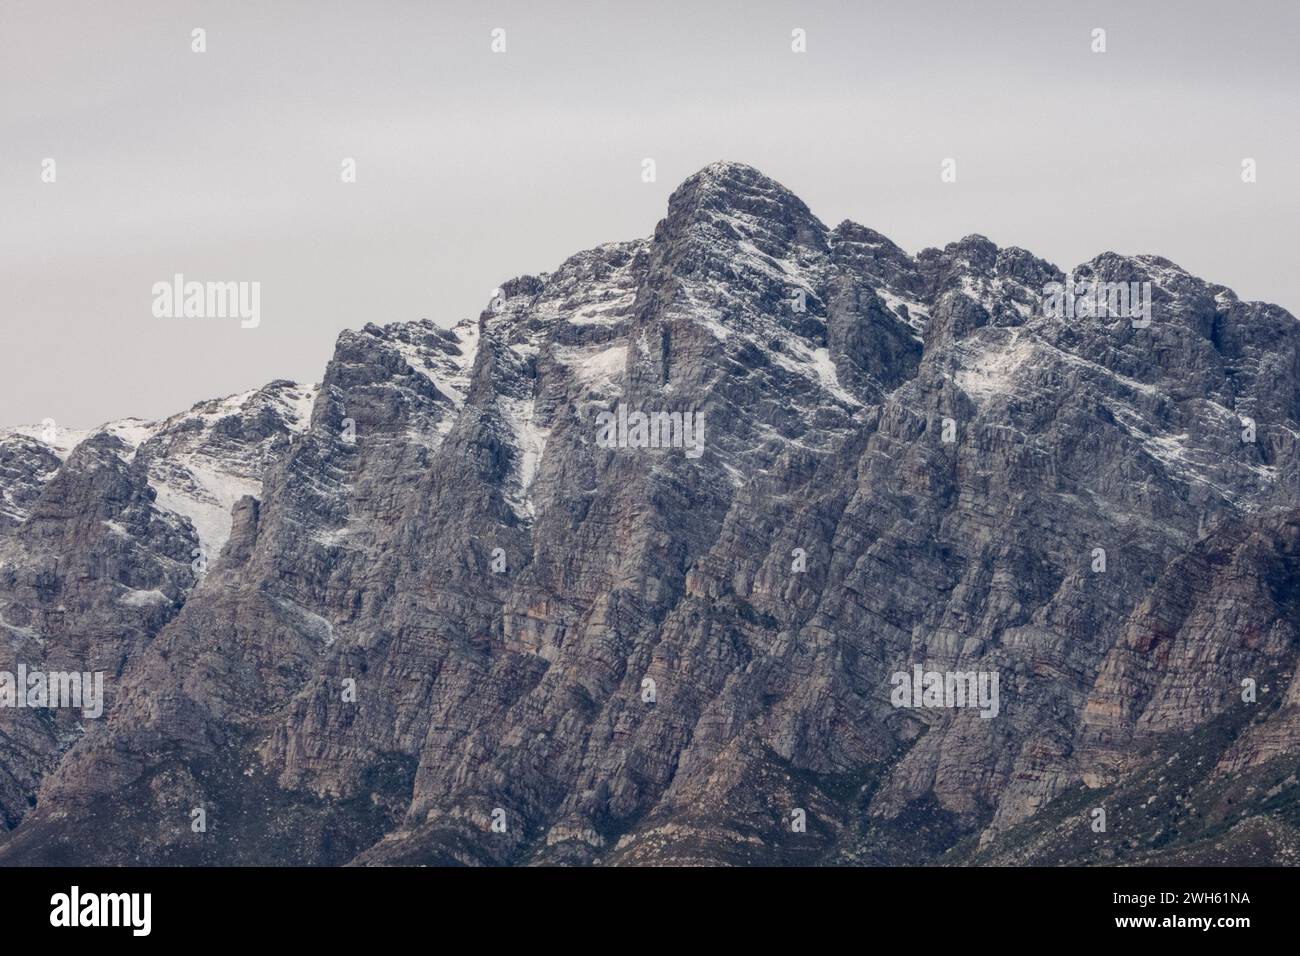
[1,162,1297,865]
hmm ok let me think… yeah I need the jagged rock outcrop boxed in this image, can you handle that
[0,382,314,829]
[1,162,1298,865]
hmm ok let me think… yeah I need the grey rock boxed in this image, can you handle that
[2,161,1299,866]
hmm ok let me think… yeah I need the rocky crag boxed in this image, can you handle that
[1,162,1297,865]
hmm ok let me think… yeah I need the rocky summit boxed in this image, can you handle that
[2,162,1298,866]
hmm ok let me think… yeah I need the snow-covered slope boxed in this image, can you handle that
[1,380,318,555]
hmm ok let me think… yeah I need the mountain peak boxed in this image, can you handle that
[670,160,803,208]
[661,161,828,255]
[688,159,771,182]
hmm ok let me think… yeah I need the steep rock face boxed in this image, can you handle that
[136,379,317,557]
[0,435,62,529]
[2,162,1299,865]
[0,382,314,830]
[0,434,193,827]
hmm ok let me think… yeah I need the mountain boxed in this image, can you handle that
[1,161,1298,866]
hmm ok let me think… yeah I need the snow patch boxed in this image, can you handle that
[274,384,319,430]
[118,587,169,607]
[955,333,1038,405]
[150,456,261,557]
[389,320,480,407]
[556,344,627,395]
[808,348,859,406]
[4,423,91,459]
[0,612,43,645]
[498,396,551,519]
[875,288,929,336]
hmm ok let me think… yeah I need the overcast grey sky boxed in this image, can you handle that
[3,0,1297,428]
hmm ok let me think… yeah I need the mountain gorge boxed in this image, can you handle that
[1,162,1298,865]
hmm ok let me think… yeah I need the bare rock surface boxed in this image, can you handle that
[2,162,1298,865]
